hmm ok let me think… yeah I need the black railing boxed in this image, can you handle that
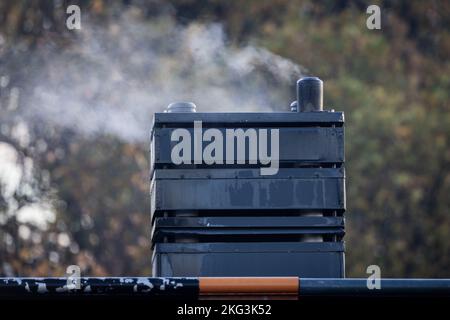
[1,277,449,299]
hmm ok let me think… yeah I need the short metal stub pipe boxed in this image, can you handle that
[290,101,298,112]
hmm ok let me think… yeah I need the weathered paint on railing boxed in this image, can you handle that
[0,277,198,297]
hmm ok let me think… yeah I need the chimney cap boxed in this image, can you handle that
[166,102,197,113]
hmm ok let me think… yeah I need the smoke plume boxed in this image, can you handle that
[22,11,303,142]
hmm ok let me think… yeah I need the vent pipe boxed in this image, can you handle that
[296,77,323,112]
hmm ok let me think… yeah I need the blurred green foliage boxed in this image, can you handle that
[0,0,449,277]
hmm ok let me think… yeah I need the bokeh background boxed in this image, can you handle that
[0,0,449,277]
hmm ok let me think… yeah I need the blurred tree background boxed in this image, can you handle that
[0,0,449,277]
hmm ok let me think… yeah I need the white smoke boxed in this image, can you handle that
[24,12,303,142]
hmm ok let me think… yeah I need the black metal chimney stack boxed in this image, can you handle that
[150,77,346,277]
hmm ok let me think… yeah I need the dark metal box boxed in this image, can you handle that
[152,242,345,277]
[150,110,346,278]
[151,168,345,217]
